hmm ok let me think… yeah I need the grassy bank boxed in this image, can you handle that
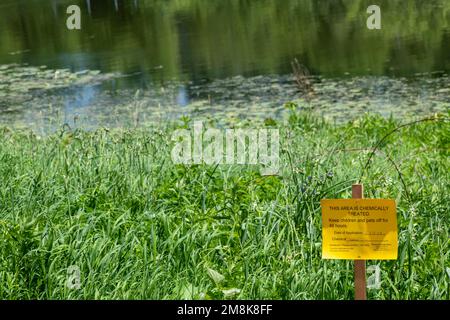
[0,110,448,299]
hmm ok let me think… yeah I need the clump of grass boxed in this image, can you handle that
[0,110,448,299]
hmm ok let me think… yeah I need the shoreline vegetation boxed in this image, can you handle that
[0,109,448,299]
[1,62,449,133]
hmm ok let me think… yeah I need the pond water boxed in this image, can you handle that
[0,0,449,130]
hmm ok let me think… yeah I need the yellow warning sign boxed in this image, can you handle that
[321,199,398,260]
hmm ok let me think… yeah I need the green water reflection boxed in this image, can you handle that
[0,0,449,82]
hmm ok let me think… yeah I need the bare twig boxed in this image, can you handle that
[359,116,449,183]
[291,58,315,101]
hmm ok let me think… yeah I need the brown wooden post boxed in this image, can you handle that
[352,184,367,300]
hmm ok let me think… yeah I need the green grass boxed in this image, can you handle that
[0,109,448,299]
